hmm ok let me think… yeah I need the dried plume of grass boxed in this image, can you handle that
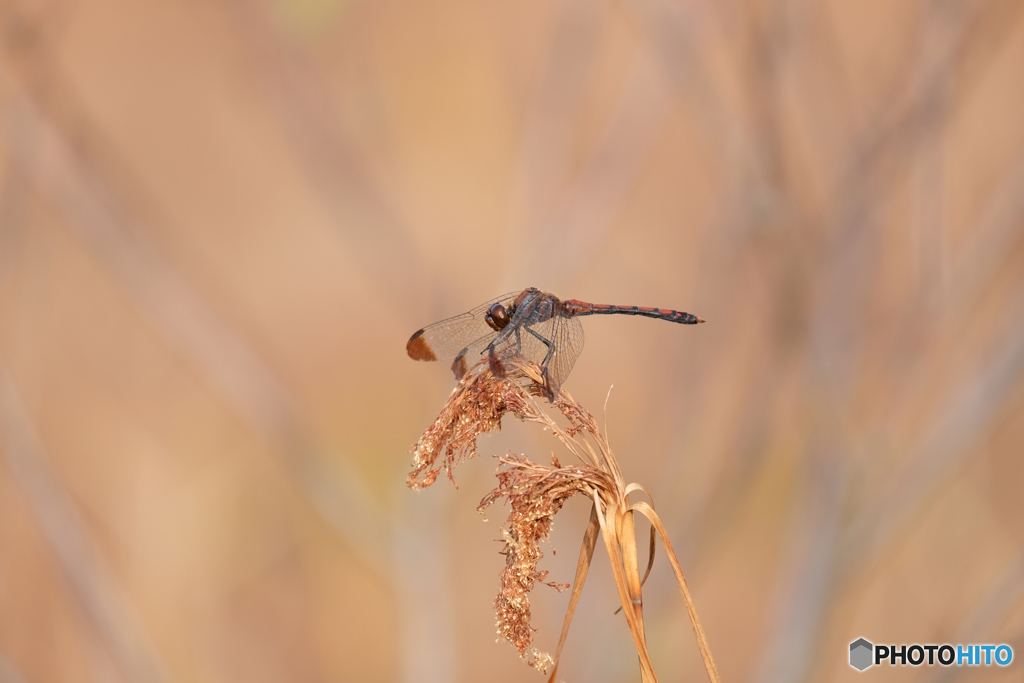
[408,357,721,683]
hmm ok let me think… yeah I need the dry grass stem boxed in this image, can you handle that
[407,358,721,682]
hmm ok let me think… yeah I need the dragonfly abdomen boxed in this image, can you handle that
[562,300,704,324]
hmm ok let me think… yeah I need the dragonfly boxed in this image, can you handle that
[406,287,704,401]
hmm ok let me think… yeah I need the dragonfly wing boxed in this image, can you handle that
[407,291,520,363]
[489,315,585,401]
[488,317,552,368]
[448,332,498,380]
[542,316,585,401]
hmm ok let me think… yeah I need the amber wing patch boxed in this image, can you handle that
[406,329,438,361]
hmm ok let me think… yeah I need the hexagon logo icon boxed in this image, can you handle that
[850,638,873,671]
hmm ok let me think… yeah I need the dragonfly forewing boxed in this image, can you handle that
[406,291,520,364]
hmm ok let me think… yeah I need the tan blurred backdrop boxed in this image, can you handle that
[1,0,1023,681]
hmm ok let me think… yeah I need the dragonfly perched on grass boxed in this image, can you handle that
[407,287,704,401]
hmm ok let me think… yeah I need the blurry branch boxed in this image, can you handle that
[25,96,301,438]
[0,371,172,683]
[744,2,1024,682]
[516,0,726,285]
[0,0,409,555]
[622,0,815,566]
[926,548,1024,683]
[0,152,28,297]
[621,0,737,166]
[842,129,1024,570]
[844,275,1024,571]
[628,12,1021,665]
[834,0,1023,243]
[225,0,426,308]
[511,0,605,232]
[845,86,1024,577]
[0,19,456,680]
[819,0,1024,568]
[950,149,1024,309]
[766,212,1024,681]
[910,1,956,305]
[520,51,673,284]
[0,651,29,683]
[744,11,885,681]
[0,64,393,566]
[387,499,459,683]
[778,0,856,185]
[750,455,846,683]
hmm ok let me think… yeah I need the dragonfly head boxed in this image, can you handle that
[485,303,511,331]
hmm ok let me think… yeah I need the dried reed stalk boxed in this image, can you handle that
[408,358,721,682]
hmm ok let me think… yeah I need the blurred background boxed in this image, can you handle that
[1,0,1023,681]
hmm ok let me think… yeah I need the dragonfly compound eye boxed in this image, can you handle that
[485,303,511,331]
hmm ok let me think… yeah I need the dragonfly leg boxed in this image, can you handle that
[484,337,508,378]
[482,324,523,378]
[525,326,555,365]
[524,326,559,399]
